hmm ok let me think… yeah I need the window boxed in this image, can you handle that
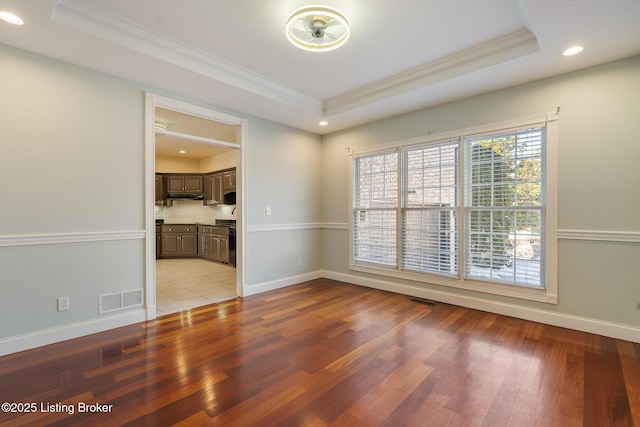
[465,128,545,287]
[402,140,459,275]
[350,114,557,303]
[353,152,398,266]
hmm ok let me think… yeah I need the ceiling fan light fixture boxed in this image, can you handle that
[286,5,350,52]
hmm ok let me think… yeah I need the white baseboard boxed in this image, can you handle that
[243,270,323,296]
[0,308,148,357]
[322,270,640,343]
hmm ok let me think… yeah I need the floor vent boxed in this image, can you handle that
[410,297,438,307]
[99,289,143,314]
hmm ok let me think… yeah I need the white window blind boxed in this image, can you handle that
[402,140,459,276]
[464,127,545,287]
[353,152,398,267]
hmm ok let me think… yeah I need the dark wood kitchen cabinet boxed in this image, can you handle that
[161,224,197,257]
[165,174,203,194]
[203,172,223,205]
[198,225,229,263]
[202,168,236,205]
[219,235,229,263]
[155,174,165,205]
[223,169,236,191]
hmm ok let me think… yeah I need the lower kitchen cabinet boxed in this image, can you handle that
[161,225,198,257]
[219,235,229,263]
[198,225,230,263]
[198,232,216,260]
[157,224,232,263]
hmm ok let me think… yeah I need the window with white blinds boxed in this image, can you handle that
[350,114,557,301]
[402,140,459,275]
[465,128,545,287]
[353,152,398,266]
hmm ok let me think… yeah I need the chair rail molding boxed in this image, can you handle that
[0,230,145,247]
[557,229,640,243]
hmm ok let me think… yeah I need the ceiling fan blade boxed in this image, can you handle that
[301,17,314,32]
[290,19,307,32]
[323,32,339,41]
[323,33,340,42]
[324,18,342,28]
[290,28,317,43]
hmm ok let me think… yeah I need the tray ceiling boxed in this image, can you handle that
[1,0,639,134]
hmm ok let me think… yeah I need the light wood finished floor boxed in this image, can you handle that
[1,279,638,426]
[156,258,236,315]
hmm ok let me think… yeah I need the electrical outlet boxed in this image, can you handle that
[265,206,272,216]
[57,297,70,311]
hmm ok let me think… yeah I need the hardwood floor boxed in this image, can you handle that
[0,279,638,426]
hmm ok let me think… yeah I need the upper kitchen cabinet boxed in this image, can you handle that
[203,168,236,205]
[223,169,236,191]
[165,174,203,195]
[155,174,167,205]
[204,172,223,205]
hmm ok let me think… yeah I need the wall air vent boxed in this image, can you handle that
[99,289,143,314]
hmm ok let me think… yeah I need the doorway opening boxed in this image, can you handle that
[145,94,245,319]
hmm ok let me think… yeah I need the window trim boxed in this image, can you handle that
[348,113,558,304]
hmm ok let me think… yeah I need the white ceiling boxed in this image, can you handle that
[1,0,639,134]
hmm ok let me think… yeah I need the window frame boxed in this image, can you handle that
[348,113,558,304]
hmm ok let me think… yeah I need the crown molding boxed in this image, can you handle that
[323,29,539,116]
[51,1,538,120]
[51,0,321,112]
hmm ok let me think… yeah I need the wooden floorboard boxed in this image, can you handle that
[0,279,638,426]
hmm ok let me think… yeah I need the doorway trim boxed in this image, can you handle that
[144,93,247,320]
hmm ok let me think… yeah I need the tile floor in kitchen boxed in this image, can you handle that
[156,258,237,315]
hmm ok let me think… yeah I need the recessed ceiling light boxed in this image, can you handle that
[286,6,350,52]
[319,120,329,126]
[0,11,24,25]
[179,150,186,154]
[563,46,584,56]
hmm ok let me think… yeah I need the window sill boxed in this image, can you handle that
[349,263,557,304]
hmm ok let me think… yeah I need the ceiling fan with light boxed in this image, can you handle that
[285,6,350,52]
